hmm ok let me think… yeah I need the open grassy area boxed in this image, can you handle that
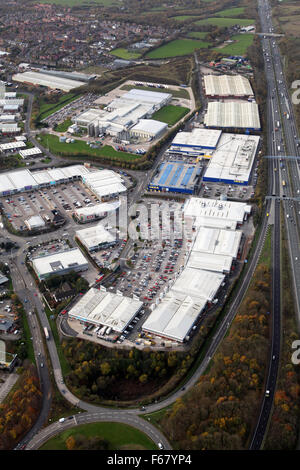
[37,93,80,121]
[195,17,255,27]
[152,105,189,126]
[214,6,246,17]
[146,38,210,59]
[120,84,190,99]
[187,31,208,39]
[142,405,173,430]
[110,48,141,60]
[20,305,36,364]
[40,422,157,450]
[173,15,201,21]
[55,118,72,133]
[38,133,140,162]
[215,33,254,56]
[44,305,71,377]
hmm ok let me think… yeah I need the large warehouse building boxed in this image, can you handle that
[169,128,222,157]
[76,224,117,252]
[184,197,251,230]
[142,196,249,342]
[0,141,26,152]
[130,119,168,140]
[148,161,201,194]
[204,74,254,99]
[0,165,126,199]
[32,248,88,280]
[143,268,225,343]
[142,292,207,343]
[82,169,126,200]
[0,98,24,108]
[203,133,260,185]
[19,147,42,159]
[74,200,120,223]
[191,226,242,259]
[204,101,261,131]
[73,88,171,139]
[12,71,86,92]
[68,286,143,334]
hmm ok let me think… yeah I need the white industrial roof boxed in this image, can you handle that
[0,272,9,285]
[187,251,233,273]
[68,287,143,333]
[192,226,242,258]
[75,102,154,134]
[19,147,42,158]
[32,164,88,185]
[204,133,260,184]
[171,267,224,302]
[3,104,19,111]
[0,99,24,106]
[74,88,171,136]
[131,119,167,135]
[75,200,120,218]
[32,248,88,277]
[83,170,126,198]
[0,141,26,151]
[122,88,172,105]
[4,92,16,99]
[76,224,116,250]
[184,197,251,228]
[171,128,222,150]
[6,169,38,190]
[0,164,124,197]
[204,101,260,130]
[142,292,206,342]
[204,74,254,97]
[12,71,85,92]
[25,215,45,229]
[0,173,13,192]
[0,123,20,132]
[0,114,16,122]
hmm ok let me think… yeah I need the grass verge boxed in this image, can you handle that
[39,422,157,450]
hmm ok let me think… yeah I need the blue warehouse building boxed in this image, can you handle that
[168,128,222,157]
[148,161,202,194]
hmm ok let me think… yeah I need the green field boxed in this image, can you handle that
[38,134,140,162]
[187,31,208,39]
[195,17,255,27]
[40,422,157,450]
[120,84,190,99]
[173,15,201,21]
[215,34,254,56]
[152,105,189,126]
[110,48,141,60]
[55,118,72,133]
[37,93,80,121]
[214,7,246,17]
[146,39,210,59]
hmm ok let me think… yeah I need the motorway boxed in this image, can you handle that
[250,0,300,449]
[5,4,300,449]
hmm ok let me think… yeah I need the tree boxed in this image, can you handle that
[139,373,148,384]
[100,362,111,376]
[66,435,76,450]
